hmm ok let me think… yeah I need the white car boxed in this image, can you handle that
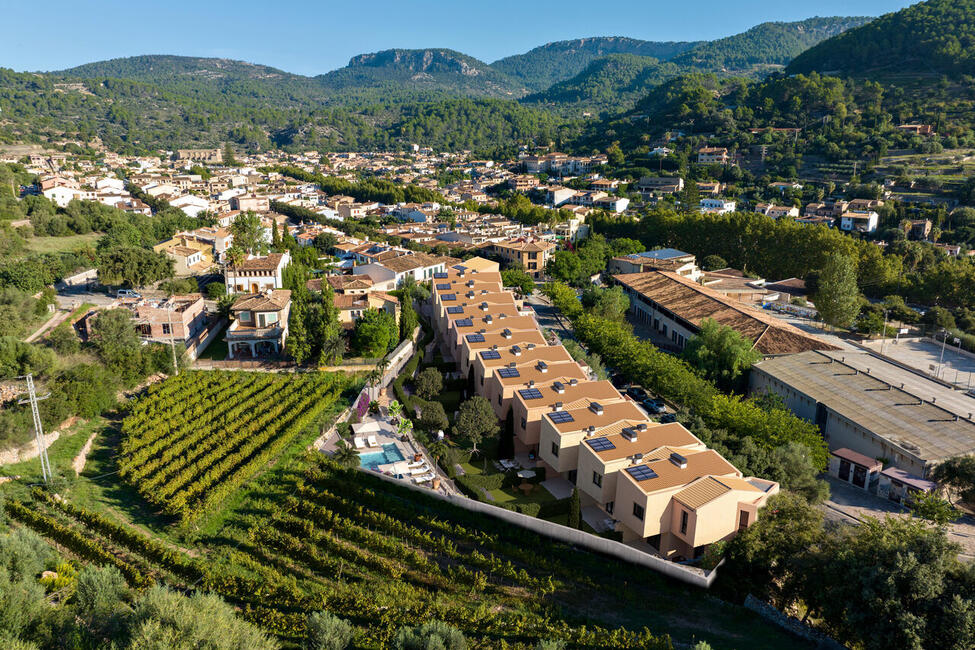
[116,289,141,299]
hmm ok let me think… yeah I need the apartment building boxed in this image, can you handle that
[538,400,652,483]
[613,447,778,559]
[458,329,548,383]
[608,249,702,281]
[481,238,556,279]
[446,314,539,366]
[479,351,585,419]
[511,379,623,457]
[697,147,730,165]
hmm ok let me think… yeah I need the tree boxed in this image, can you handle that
[933,455,975,505]
[702,255,728,271]
[910,491,960,527]
[97,246,173,288]
[500,268,535,296]
[453,396,499,455]
[418,401,449,433]
[393,621,467,650]
[399,301,419,341]
[313,232,339,255]
[229,212,268,256]
[606,142,625,167]
[415,368,444,400]
[813,254,860,329]
[305,611,353,650]
[580,285,630,322]
[568,488,581,529]
[206,282,227,300]
[222,142,237,167]
[351,309,398,358]
[288,299,312,364]
[681,319,761,392]
[545,251,584,285]
[332,440,360,469]
[89,309,141,373]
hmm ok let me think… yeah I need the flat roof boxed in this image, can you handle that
[583,422,703,462]
[477,345,574,369]
[498,364,587,388]
[462,330,547,352]
[754,350,975,463]
[624,449,740,494]
[519,380,623,411]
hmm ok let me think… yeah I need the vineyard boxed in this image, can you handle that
[0,368,796,648]
[118,370,352,523]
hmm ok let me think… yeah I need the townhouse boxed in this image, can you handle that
[481,238,555,279]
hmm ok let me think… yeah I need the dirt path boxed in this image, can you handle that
[71,430,99,475]
[24,309,71,343]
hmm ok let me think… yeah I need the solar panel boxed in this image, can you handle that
[456,318,474,328]
[587,437,616,451]
[480,350,501,360]
[518,388,543,400]
[626,465,658,482]
[549,411,575,424]
[442,293,457,301]
[436,283,451,290]
[446,306,464,314]
[434,272,448,279]
[466,333,485,343]
[498,367,520,378]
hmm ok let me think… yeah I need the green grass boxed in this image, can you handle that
[26,232,101,254]
[195,337,228,361]
[0,417,108,494]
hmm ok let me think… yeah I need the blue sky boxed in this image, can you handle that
[4,0,914,75]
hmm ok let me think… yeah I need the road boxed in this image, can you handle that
[523,292,572,339]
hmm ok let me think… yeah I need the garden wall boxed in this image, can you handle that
[364,469,718,588]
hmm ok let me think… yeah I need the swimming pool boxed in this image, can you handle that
[359,443,406,471]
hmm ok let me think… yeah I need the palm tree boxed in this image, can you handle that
[225,246,245,295]
[332,440,360,469]
[320,335,346,365]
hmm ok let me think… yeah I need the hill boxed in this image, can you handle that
[318,48,527,99]
[57,54,299,83]
[491,37,698,91]
[524,54,681,109]
[786,0,975,77]
[671,16,874,74]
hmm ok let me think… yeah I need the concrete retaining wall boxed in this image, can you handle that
[363,468,717,588]
[0,430,61,467]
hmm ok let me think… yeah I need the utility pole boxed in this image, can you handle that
[17,374,52,483]
[880,310,889,356]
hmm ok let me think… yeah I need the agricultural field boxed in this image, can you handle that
[1,368,799,648]
[117,371,349,523]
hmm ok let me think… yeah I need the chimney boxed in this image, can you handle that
[589,402,604,415]
[528,380,535,388]
[480,302,489,311]
[512,345,521,356]
[669,452,688,469]
[553,402,563,411]
[508,362,516,368]
[553,381,565,394]
[622,427,638,442]
[502,328,512,339]
[537,361,548,373]
[527,343,536,349]
[636,423,648,432]
[569,378,579,386]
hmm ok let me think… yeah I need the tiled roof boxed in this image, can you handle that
[238,253,287,272]
[231,289,291,312]
[614,271,837,355]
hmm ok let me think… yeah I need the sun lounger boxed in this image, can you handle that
[353,437,366,449]
[410,464,431,475]
[406,459,426,469]
[412,472,437,483]
[367,435,379,447]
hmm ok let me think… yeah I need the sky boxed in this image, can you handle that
[3,0,916,76]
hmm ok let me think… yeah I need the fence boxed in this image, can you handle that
[362,468,718,588]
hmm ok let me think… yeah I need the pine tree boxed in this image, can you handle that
[568,488,581,529]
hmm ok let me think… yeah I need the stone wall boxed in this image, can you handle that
[743,594,845,649]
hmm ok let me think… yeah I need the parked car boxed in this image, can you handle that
[610,374,628,389]
[642,398,666,414]
[659,413,677,423]
[116,289,141,299]
[627,385,650,402]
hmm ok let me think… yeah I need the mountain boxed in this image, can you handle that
[58,55,299,83]
[786,0,975,77]
[317,49,527,99]
[671,16,874,74]
[524,54,681,108]
[490,37,699,92]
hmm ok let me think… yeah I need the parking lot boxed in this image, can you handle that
[861,337,975,390]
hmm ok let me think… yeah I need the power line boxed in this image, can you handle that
[17,373,52,483]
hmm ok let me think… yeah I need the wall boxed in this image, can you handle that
[743,595,845,649]
[362,468,718,589]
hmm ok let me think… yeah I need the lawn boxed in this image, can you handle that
[26,232,101,254]
[0,417,107,487]
[195,337,228,361]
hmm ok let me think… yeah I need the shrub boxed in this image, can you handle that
[393,620,467,650]
[305,611,354,650]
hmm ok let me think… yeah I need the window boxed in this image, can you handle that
[605,501,614,514]
[528,262,537,270]
[680,510,688,535]
[592,471,602,487]
[550,442,559,457]
[497,394,502,405]
[239,311,252,322]
[632,503,645,521]
[529,252,538,260]
[520,418,527,430]
[162,323,171,335]
[738,510,749,531]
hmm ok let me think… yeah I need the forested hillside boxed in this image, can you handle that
[490,37,698,91]
[671,16,873,73]
[524,55,681,109]
[787,0,975,77]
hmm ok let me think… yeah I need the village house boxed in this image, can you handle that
[225,289,292,359]
[227,252,291,293]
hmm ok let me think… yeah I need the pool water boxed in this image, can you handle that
[359,443,406,471]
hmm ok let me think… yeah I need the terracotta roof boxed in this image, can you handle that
[498,364,587,388]
[463,330,547,352]
[477,345,574,369]
[585,423,704,461]
[238,253,287,272]
[380,252,443,273]
[520,380,622,411]
[614,271,837,355]
[625,449,740,494]
[231,290,291,312]
[549,400,650,434]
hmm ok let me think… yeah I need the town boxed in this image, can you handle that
[2,1,975,648]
